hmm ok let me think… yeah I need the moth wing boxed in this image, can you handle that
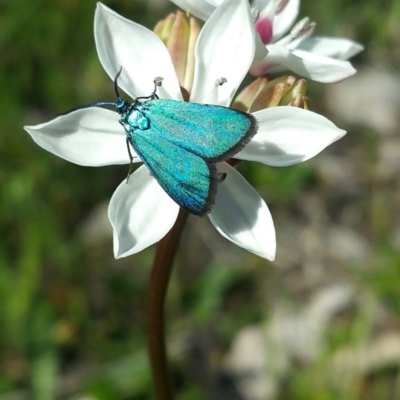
[131,131,218,216]
[142,99,257,162]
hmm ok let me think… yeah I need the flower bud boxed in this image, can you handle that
[233,76,310,112]
[154,12,200,98]
[280,78,308,106]
[232,76,270,112]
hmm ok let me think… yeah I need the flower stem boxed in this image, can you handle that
[146,208,188,400]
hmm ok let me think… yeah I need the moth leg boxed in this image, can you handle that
[218,172,227,183]
[126,138,137,183]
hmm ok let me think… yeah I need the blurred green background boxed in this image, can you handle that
[1,0,400,399]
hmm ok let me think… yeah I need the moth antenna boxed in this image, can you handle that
[114,67,123,99]
[59,67,124,116]
[152,77,163,99]
[60,101,117,116]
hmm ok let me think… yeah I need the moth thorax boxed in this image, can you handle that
[127,109,149,130]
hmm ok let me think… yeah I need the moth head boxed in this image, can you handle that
[115,98,130,115]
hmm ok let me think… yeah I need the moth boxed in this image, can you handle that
[69,70,258,216]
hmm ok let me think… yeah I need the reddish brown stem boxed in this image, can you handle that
[146,208,188,400]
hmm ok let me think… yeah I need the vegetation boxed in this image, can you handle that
[1,0,400,398]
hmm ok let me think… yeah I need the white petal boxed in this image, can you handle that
[209,163,276,261]
[290,49,358,82]
[95,3,182,100]
[24,108,133,166]
[191,0,255,106]
[250,44,357,83]
[272,0,300,40]
[169,0,218,20]
[254,33,270,61]
[108,165,180,258]
[236,107,346,166]
[297,37,364,60]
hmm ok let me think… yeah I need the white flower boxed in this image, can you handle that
[250,0,363,83]
[169,0,223,21]
[24,0,346,261]
[169,0,363,83]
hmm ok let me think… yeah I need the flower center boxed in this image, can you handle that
[275,17,316,50]
[253,0,288,45]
